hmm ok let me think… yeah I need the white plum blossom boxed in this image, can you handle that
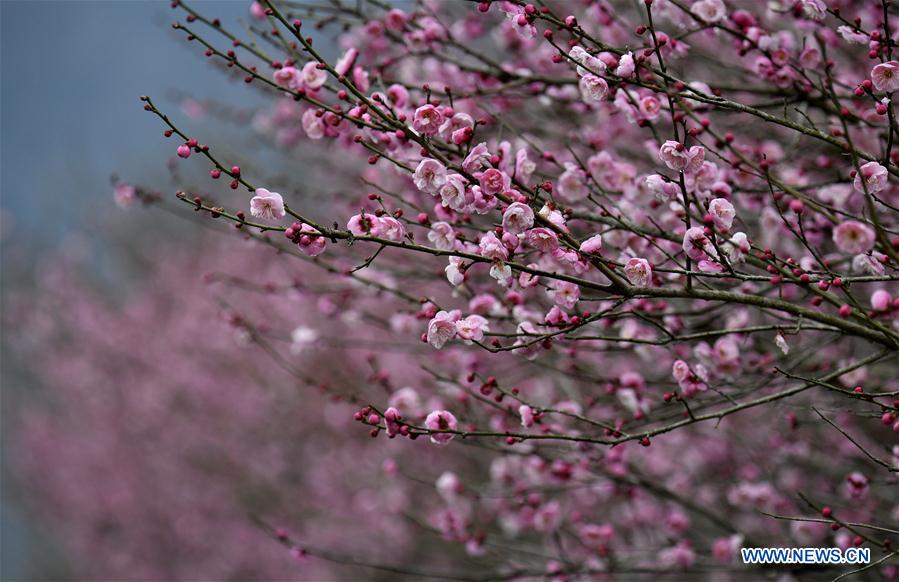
[445,257,466,286]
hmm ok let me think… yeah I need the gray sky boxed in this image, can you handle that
[1,0,263,250]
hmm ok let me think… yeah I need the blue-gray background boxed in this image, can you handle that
[1,2,265,577]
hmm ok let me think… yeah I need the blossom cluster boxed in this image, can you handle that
[8,0,899,578]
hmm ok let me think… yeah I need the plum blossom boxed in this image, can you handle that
[412,104,445,136]
[579,75,609,103]
[547,281,580,310]
[579,234,603,254]
[617,388,650,416]
[556,164,589,200]
[683,227,718,261]
[519,405,535,428]
[515,148,536,180]
[672,360,691,383]
[832,221,875,254]
[440,113,474,143]
[708,198,736,231]
[478,169,511,197]
[569,46,606,77]
[478,232,508,262]
[249,1,265,19]
[424,410,458,445]
[526,228,560,253]
[616,52,635,77]
[347,212,380,236]
[249,188,286,220]
[455,315,489,342]
[725,232,750,263]
[445,257,466,286]
[462,142,491,173]
[645,174,679,201]
[439,174,470,211]
[691,0,726,22]
[427,310,461,349]
[489,262,512,286]
[295,223,327,257]
[797,0,825,20]
[414,158,448,193]
[871,290,891,311]
[383,407,402,438]
[533,501,562,532]
[301,109,325,139]
[383,9,407,31]
[428,222,456,250]
[435,472,462,501]
[639,94,662,120]
[871,61,899,93]
[377,216,405,242]
[838,26,869,44]
[623,258,652,287]
[853,253,886,275]
[501,202,534,234]
[334,48,359,76]
[273,66,301,89]
[300,62,327,90]
[659,141,705,173]
[853,161,888,194]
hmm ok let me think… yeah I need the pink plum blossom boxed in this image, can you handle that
[683,226,718,261]
[249,188,286,220]
[427,222,456,250]
[424,410,458,445]
[871,61,899,93]
[295,223,327,256]
[623,258,652,287]
[853,161,888,194]
[708,198,736,231]
[832,220,875,254]
[501,202,534,234]
[300,61,327,90]
[427,310,461,349]
[659,141,704,173]
[413,158,448,193]
[455,314,489,342]
[412,104,445,136]
[579,234,603,254]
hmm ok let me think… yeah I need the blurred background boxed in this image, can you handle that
[1,2,266,577]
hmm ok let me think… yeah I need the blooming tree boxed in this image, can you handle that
[10,0,899,578]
